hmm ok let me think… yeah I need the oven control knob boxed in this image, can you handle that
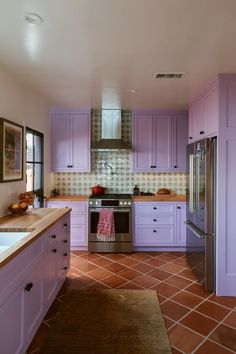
[96,201,99,205]
[124,201,127,205]
[89,201,93,205]
[120,201,123,205]
[128,201,131,205]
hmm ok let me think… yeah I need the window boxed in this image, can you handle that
[26,128,44,207]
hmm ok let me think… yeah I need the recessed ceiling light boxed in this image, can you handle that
[127,89,136,93]
[24,12,43,25]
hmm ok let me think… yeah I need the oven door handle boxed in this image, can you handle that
[89,208,131,213]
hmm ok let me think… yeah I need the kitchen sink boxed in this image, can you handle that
[0,229,33,253]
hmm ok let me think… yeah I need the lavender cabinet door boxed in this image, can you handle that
[204,83,218,136]
[175,203,186,245]
[51,112,90,172]
[0,286,24,354]
[71,114,90,172]
[23,257,44,346]
[132,115,154,171]
[51,114,72,171]
[172,115,188,171]
[153,115,172,171]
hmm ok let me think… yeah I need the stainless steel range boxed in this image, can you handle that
[88,194,132,252]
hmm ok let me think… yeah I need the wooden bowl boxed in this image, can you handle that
[8,203,28,215]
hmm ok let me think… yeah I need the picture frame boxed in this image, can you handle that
[0,118,24,182]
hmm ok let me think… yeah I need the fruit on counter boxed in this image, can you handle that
[18,192,35,205]
[8,202,28,214]
[19,202,28,209]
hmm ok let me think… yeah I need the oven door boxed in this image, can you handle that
[89,208,132,241]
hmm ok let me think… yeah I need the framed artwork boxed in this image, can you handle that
[0,118,24,182]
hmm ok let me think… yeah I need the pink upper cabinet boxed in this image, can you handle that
[132,110,188,172]
[51,109,91,172]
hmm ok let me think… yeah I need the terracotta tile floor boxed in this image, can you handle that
[27,251,236,354]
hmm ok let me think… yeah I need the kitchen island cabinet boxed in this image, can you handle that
[51,109,91,172]
[134,201,186,250]
[132,110,188,172]
[0,209,70,354]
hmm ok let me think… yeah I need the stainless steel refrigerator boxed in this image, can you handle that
[186,138,216,291]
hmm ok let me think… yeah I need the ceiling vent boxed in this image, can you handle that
[154,72,185,79]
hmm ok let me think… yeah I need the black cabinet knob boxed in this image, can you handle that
[25,282,33,292]
[63,253,68,256]
[174,165,177,168]
[50,234,56,239]
[67,165,73,168]
[63,266,68,270]
[200,131,204,135]
[153,230,157,233]
[189,136,192,140]
[153,207,157,210]
[177,206,181,209]
[63,223,68,227]
[153,219,157,222]
[52,248,57,253]
[63,240,68,243]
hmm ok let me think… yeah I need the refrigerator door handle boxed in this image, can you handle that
[189,154,194,213]
[195,154,200,212]
[185,221,206,239]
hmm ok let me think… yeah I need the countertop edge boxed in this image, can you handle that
[0,208,71,268]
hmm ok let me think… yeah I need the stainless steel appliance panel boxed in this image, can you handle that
[186,138,216,291]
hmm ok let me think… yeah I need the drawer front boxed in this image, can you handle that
[46,201,87,213]
[71,214,86,226]
[135,226,175,246]
[135,214,175,226]
[71,226,87,246]
[135,203,175,214]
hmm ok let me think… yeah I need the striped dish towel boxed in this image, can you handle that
[96,208,115,242]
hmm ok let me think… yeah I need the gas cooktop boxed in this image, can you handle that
[89,193,132,200]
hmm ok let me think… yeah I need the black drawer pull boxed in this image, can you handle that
[200,131,204,135]
[25,282,33,292]
[50,234,56,239]
[153,219,157,222]
[189,136,193,140]
[52,248,57,253]
[63,240,68,243]
[153,207,157,210]
[63,253,68,256]
[63,223,68,226]
[153,230,157,233]
[174,165,177,168]
[177,206,181,209]
[63,266,68,270]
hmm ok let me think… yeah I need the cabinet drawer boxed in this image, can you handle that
[71,226,87,246]
[71,214,86,226]
[135,203,175,214]
[135,214,175,226]
[135,226,175,246]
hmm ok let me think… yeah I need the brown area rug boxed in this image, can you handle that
[40,289,171,354]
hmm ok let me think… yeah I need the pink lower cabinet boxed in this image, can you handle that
[134,202,186,250]
[0,213,70,354]
[46,201,88,250]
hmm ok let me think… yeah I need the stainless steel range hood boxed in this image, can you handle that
[91,109,131,151]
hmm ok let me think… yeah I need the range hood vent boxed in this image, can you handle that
[91,110,131,151]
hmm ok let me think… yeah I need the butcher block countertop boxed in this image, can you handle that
[132,194,186,202]
[0,208,71,268]
[46,195,88,201]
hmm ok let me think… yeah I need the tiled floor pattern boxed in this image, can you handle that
[27,251,236,354]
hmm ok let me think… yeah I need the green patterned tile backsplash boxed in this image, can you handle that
[54,110,186,195]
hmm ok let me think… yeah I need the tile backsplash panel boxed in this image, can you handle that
[54,110,186,195]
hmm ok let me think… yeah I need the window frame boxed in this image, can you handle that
[26,127,44,207]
